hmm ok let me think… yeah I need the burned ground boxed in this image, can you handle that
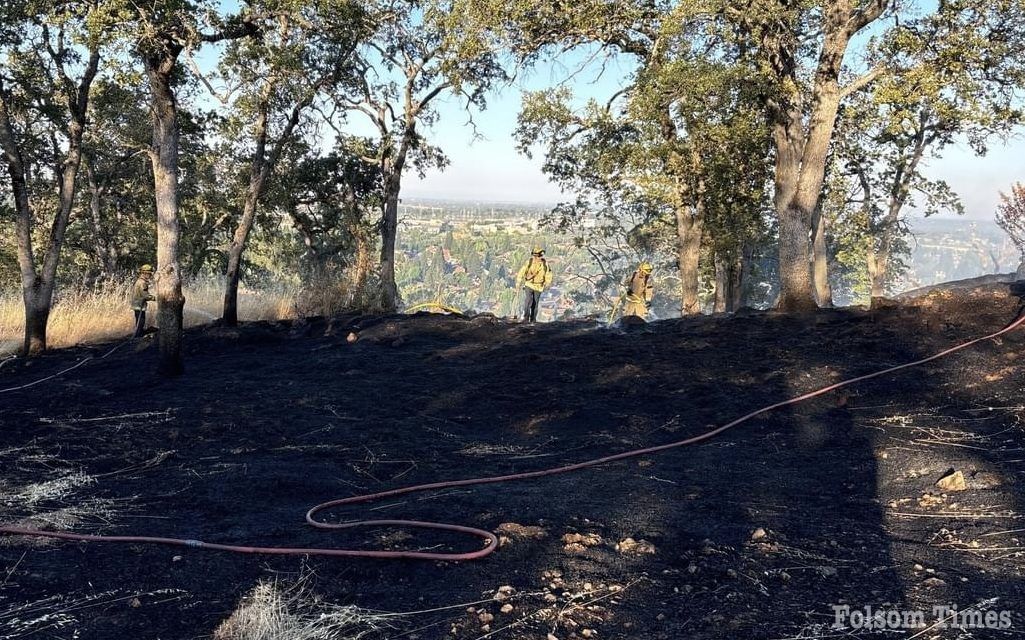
[1,283,1024,639]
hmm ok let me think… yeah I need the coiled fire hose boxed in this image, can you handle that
[2,312,1024,560]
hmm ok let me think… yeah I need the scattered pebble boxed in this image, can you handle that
[615,537,656,555]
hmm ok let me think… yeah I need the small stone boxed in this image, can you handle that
[544,593,558,603]
[548,634,560,640]
[923,577,947,588]
[936,470,967,492]
[913,564,924,571]
[346,332,359,343]
[500,604,514,614]
[581,630,594,638]
[478,612,494,624]
[129,597,141,608]
[750,528,767,541]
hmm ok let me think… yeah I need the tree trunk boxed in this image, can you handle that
[1,58,95,354]
[222,197,255,327]
[771,112,818,313]
[865,240,883,301]
[869,198,903,300]
[811,200,833,307]
[736,245,753,310]
[675,201,704,315]
[146,57,186,376]
[379,174,401,311]
[768,13,863,312]
[713,251,747,313]
[870,234,891,299]
[223,82,310,326]
[0,97,42,354]
[352,223,372,293]
[21,287,50,355]
[85,162,118,278]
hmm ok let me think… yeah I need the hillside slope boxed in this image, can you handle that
[2,283,1024,639]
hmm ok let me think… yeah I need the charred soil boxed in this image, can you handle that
[2,282,1025,639]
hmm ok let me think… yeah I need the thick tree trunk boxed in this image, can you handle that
[767,2,874,312]
[379,179,400,311]
[771,112,818,313]
[811,201,833,307]
[675,201,705,315]
[22,287,51,355]
[146,59,186,376]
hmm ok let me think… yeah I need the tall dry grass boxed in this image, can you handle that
[0,278,296,355]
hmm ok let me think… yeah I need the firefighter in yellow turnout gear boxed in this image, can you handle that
[515,247,553,323]
[622,262,654,319]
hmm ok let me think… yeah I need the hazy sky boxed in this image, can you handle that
[398,54,1024,220]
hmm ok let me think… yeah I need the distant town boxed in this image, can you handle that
[395,197,1020,318]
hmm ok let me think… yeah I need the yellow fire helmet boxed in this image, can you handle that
[531,246,545,256]
[140,264,155,273]
[639,261,653,273]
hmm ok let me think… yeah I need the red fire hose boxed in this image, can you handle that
[2,313,1024,560]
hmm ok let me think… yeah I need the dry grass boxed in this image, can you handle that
[214,575,391,640]
[0,446,132,545]
[0,279,296,355]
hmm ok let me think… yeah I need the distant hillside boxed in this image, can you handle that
[900,217,1020,291]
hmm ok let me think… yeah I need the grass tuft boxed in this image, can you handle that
[214,575,391,640]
